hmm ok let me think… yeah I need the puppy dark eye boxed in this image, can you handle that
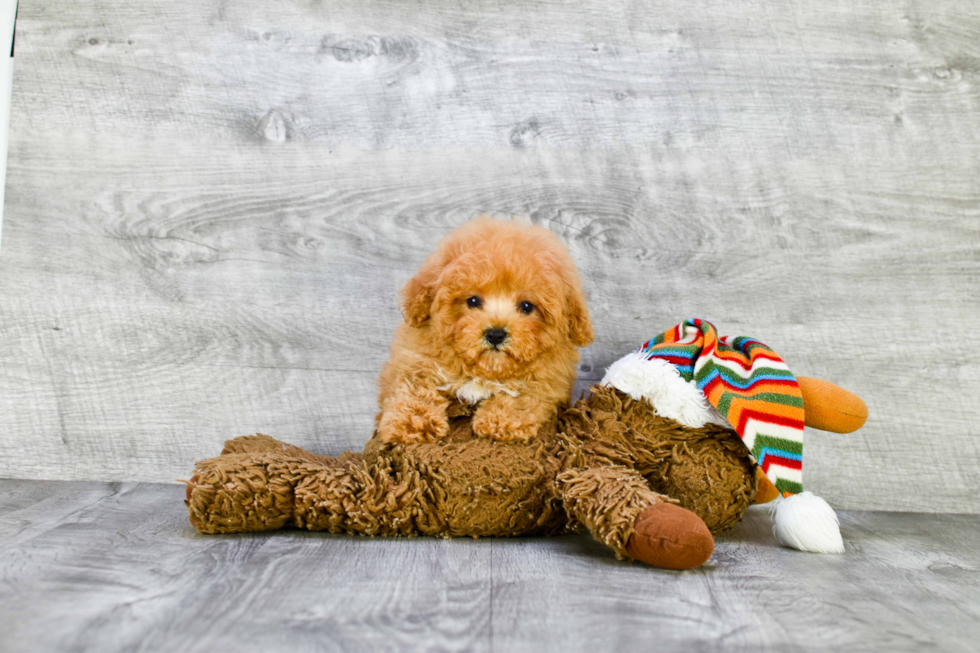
[518,301,534,314]
[467,296,482,309]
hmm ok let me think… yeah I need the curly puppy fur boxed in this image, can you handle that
[376,218,594,445]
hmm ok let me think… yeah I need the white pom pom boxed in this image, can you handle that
[771,492,844,553]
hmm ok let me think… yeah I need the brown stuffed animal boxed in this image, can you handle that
[184,375,866,570]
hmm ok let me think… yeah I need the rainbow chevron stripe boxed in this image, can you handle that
[639,318,805,495]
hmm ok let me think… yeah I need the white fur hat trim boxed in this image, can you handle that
[601,351,730,429]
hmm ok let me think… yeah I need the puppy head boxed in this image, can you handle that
[402,217,593,379]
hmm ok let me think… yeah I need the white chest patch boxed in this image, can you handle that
[456,380,494,404]
[439,377,521,405]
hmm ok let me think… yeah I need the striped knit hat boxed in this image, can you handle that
[602,318,843,553]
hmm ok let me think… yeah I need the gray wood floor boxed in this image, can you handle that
[1,479,977,653]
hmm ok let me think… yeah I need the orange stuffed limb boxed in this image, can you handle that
[754,377,868,504]
[797,376,868,434]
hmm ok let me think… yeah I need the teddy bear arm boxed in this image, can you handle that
[220,434,361,467]
[187,444,438,537]
[291,456,437,536]
[186,452,322,534]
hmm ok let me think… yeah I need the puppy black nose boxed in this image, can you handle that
[484,328,508,346]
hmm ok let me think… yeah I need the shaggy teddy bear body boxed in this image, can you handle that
[187,386,757,562]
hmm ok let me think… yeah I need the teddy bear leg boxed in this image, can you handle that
[648,435,758,533]
[557,466,714,570]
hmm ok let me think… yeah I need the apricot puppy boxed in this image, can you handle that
[376,217,594,444]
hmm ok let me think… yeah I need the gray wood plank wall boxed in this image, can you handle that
[1,0,977,513]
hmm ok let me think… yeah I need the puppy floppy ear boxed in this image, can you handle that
[400,256,443,327]
[565,284,594,347]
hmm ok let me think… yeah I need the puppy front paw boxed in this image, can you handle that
[377,401,449,444]
[471,405,540,443]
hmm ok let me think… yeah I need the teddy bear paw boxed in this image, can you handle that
[626,502,714,570]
